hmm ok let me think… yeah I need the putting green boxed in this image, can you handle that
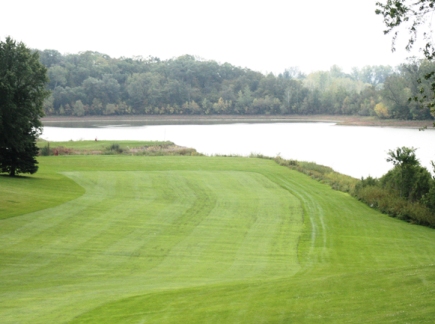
[1,156,435,323]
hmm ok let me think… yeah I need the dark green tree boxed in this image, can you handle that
[382,147,431,201]
[0,37,49,176]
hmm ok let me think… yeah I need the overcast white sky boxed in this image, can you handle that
[1,0,417,74]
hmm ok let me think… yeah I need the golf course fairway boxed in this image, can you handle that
[1,155,435,323]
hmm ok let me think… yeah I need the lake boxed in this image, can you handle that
[41,122,435,179]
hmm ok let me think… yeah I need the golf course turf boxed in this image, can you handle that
[1,152,435,323]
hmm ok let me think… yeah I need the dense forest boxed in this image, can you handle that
[36,49,435,119]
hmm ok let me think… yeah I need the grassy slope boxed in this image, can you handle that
[0,172,84,220]
[1,156,435,323]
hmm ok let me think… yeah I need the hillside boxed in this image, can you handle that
[38,50,435,120]
[1,155,435,322]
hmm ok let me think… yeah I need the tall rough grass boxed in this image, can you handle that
[272,156,435,228]
[38,140,201,156]
[274,156,358,193]
[354,183,435,227]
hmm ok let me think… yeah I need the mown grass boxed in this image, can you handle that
[1,155,435,323]
[0,172,84,220]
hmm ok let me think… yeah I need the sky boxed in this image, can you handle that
[1,0,418,75]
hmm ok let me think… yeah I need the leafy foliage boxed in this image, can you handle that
[36,49,415,118]
[376,1,435,114]
[33,46,435,120]
[274,148,435,228]
[0,37,49,176]
[354,147,435,227]
[376,0,435,58]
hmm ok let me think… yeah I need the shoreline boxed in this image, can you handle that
[41,114,435,129]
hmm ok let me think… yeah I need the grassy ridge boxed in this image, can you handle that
[0,172,84,220]
[1,155,435,322]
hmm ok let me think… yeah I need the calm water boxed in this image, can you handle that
[41,122,435,179]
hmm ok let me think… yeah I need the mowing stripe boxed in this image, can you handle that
[0,169,303,323]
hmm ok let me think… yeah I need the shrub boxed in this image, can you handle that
[107,143,123,154]
[39,143,51,156]
[274,156,298,167]
[354,184,435,227]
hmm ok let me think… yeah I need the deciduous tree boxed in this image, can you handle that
[376,1,435,112]
[376,0,435,58]
[0,37,49,176]
[383,147,430,200]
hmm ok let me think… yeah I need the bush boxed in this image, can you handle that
[274,156,298,167]
[354,184,435,227]
[39,144,51,156]
[273,154,435,228]
[107,143,123,154]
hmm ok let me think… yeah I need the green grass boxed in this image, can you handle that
[37,139,174,150]
[0,172,84,220]
[1,155,435,323]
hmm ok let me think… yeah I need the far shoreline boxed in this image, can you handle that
[41,114,435,129]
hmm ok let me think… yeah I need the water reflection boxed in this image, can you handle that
[41,122,435,179]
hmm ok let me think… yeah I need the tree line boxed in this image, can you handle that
[37,49,435,119]
[354,147,435,227]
